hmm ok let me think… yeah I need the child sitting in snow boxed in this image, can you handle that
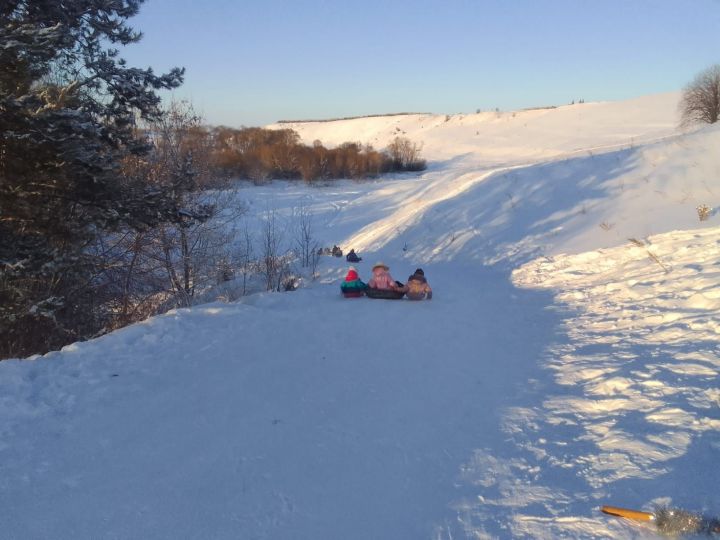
[368,262,405,292]
[346,249,362,263]
[405,268,432,300]
[340,266,368,297]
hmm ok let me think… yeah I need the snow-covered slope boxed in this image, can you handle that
[269,92,681,164]
[295,117,719,267]
[2,93,719,540]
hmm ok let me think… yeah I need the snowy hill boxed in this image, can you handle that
[2,93,720,539]
[268,92,681,164]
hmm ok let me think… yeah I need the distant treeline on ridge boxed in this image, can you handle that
[195,126,426,183]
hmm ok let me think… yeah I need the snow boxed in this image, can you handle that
[2,93,720,539]
[268,92,681,165]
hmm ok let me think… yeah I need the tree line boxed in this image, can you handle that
[206,126,426,183]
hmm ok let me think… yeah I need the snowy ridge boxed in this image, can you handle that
[269,92,681,163]
[2,93,719,539]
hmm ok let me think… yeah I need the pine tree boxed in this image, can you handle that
[0,0,184,358]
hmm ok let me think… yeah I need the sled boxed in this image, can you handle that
[406,292,431,301]
[601,506,653,522]
[601,505,720,535]
[340,283,367,298]
[365,288,405,300]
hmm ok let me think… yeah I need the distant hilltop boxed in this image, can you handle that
[276,104,564,124]
[267,92,682,163]
[276,112,432,124]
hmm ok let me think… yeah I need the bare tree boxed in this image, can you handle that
[386,137,426,171]
[106,102,247,315]
[188,192,246,290]
[113,231,167,325]
[293,203,320,267]
[309,248,322,281]
[259,208,287,291]
[291,203,323,281]
[146,102,214,306]
[680,64,720,126]
[237,223,255,296]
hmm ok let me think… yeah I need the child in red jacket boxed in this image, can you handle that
[340,266,367,297]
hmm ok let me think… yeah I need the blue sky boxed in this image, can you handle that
[121,0,720,127]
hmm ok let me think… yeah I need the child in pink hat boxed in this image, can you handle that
[368,262,405,292]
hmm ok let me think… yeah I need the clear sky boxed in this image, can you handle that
[120,0,720,127]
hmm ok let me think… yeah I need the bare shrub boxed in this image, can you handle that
[386,136,426,171]
[680,65,720,126]
[236,222,256,296]
[697,204,712,221]
[259,208,292,291]
[142,103,227,306]
[293,203,321,268]
[103,103,247,322]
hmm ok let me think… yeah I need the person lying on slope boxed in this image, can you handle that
[368,262,405,292]
[405,268,432,300]
[346,249,362,263]
[340,266,368,297]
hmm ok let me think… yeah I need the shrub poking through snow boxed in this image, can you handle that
[697,204,712,221]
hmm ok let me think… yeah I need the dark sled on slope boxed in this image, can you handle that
[365,288,405,300]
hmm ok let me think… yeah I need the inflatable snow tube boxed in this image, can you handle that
[340,283,367,298]
[365,287,405,300]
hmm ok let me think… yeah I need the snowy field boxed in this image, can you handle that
[2,92,719,539]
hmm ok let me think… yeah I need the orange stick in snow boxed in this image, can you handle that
[601,506,654,522]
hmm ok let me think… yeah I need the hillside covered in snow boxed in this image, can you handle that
[2,93,719,539]
[269,92,680,164]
